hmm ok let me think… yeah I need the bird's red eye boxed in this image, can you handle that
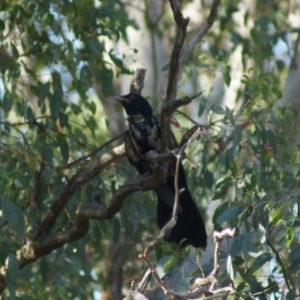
[129,95,135,101]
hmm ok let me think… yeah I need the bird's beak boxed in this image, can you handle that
[114,95,129,104]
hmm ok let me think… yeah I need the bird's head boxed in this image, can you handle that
[114,93,153,117]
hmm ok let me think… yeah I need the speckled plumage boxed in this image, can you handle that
[117,93,207,248]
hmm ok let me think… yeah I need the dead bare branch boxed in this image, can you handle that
[130,68,147,94]
[188,228,236,299]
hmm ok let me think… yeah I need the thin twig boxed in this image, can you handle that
[266,237,291,290]
[166,0,190,103]
[137,268,152,293]
[138,254,171,295]
[57,132,125,170]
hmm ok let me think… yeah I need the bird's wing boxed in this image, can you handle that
[124,130,150,175]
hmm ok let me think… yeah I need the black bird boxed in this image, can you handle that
[115,93,207,248]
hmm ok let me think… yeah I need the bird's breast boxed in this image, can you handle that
[128,115,161,155]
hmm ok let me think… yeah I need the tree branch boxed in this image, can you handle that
[161,0,220,151]
[133,228,235,299]
[160,0,190,151]
[0,158,171,294]
[179,0,221,66]
[266,237,291,291]
[1,68,150,294]
[166,0,190,103]
[34,143,125,241]
[188,229,236,299]
[58,132,125,170]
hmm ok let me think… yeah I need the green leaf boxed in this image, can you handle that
[49,90,62,118]
[267,129,277,154]
[223,65,231,86]
[70,103,82,115]
[276,60,285,71]
[11,43,19,58]
[231,235,243,257]
[217,206,243,224]
[38,81,50,108]
[227,255,234,280]
[286,227,294,247]
[211,105,225,115]
[226,145,239,162]
[1,197,25,244]
[109,51,124,69]
[5,254,19,300]
[88,39,104,55]
[257,223,266,244]
[248,253,271,274]
[2,93,13,113]
[1,197,10,224]
[212,201,228,229]
[203,169,214,189]
[233,126,242,148]
[241,233,253,255]
[41,142,53,165]
[52,47,61,62]
[80,64,91,87]
[270,207,283,226]
[290,244,300,262]
[88,100,97,115]
[58,137,69,164]
[198,96,207,117]
[290,200,298,218]
[213,177,233,200]
[0,19,5,30]
[94,67,113,96]
[156,255,174,278]
[286,289,297,300]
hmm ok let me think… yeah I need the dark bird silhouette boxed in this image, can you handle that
[115,93,207,248]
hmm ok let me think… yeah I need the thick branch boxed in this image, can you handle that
[160,0,189,152]
[0,161,170,294]
[34,144,125,241]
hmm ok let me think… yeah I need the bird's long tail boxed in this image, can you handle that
[155,163,207,248]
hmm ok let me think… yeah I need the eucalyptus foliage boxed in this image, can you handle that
[0,1,299,299]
